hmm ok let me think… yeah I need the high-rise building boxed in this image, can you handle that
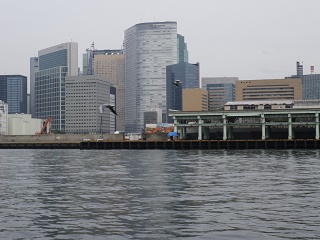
[65,75,112,134]
[201,77,237,110]
[30,57,39,117]
[177,34,188,63]
[166,62,199,122]
[207,83,235,110]
[235,78,302,101]
[0,75,27,114]
[94,52,125,132]
[124,21,178,132]
[34,42,78,132]
[83,45,123,75]
[288,62,320,100]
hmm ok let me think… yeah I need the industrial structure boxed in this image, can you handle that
[169,100,320,141]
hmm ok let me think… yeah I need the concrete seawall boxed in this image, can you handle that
[0,134,124,143]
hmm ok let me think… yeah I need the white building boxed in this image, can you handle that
[124,21,178,132]
[0,101,8,135]
[8,114,42,135]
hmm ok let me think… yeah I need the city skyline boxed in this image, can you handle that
[1,0,320,83]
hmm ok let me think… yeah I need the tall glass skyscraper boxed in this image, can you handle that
[124,21,178,132]
[0,75,27,114]
[34,42,78,131]
[166,62,199,122]
[177,34,188,63]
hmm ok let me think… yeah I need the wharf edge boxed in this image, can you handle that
[79,139,320,150]
[1,139,320,150]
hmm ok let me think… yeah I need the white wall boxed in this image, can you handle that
[8,114,42,135]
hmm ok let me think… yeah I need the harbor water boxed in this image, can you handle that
[0,149,319,239]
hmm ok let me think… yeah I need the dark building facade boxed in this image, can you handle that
[166,62,200,122]
[289,61,320,100]
[0,75,27,114]
[207,83,235,110]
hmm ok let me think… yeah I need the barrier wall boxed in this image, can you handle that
[0,134,124,143]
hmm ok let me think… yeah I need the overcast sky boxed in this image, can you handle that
[1,0,320,83]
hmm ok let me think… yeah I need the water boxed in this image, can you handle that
[0,149,319,240]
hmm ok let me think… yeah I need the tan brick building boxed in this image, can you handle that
[183,88,208,111]
[235,78,302,101]
[94,54,125,131]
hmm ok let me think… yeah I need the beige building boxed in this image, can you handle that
[94,54,125,131]
[183,88,208,111]
[235,78,302,101]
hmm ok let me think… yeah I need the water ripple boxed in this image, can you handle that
[0,149,319,239]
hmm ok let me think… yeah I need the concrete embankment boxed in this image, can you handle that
[0,134,124,149]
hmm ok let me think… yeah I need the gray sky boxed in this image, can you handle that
[1,0,320,82]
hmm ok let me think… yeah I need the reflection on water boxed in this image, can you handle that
[0,149,319,239]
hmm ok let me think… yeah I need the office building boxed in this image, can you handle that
[201,77,237,111]
[83,45,123,75]
[124,21,178,132]
[289,62,320,100]
[207,83,235,110]
[65,75,112,134]
[166,62,199,122]
[30,57,39,117]
[93,51,125,131]
[0,75,27,114]
[183,88,208,111]
[177,34,188,63]
[34,42,78,132]
[235,78,302,101]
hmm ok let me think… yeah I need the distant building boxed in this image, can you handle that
[93,51,125,132]
[177,34,188,63]
[183,88,208,111]
[200,77,237,111]
[235,78,302,101]
[30,57,39,117]
[124,21,178,132]
[82,46,123,76]
[166,62,200,122]
[296,61,303,77]
[0,101,8,135]
[65,75,113,134]
[144,111,158,126]
[287,61,320,100]
[34,42,78,132]
[8,114,42,135]
[201,77,238,89]
[27,94,30,114]
[0,75,27,114]
[207,83,235,110]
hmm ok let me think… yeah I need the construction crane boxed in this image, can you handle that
[37,117,51,135]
